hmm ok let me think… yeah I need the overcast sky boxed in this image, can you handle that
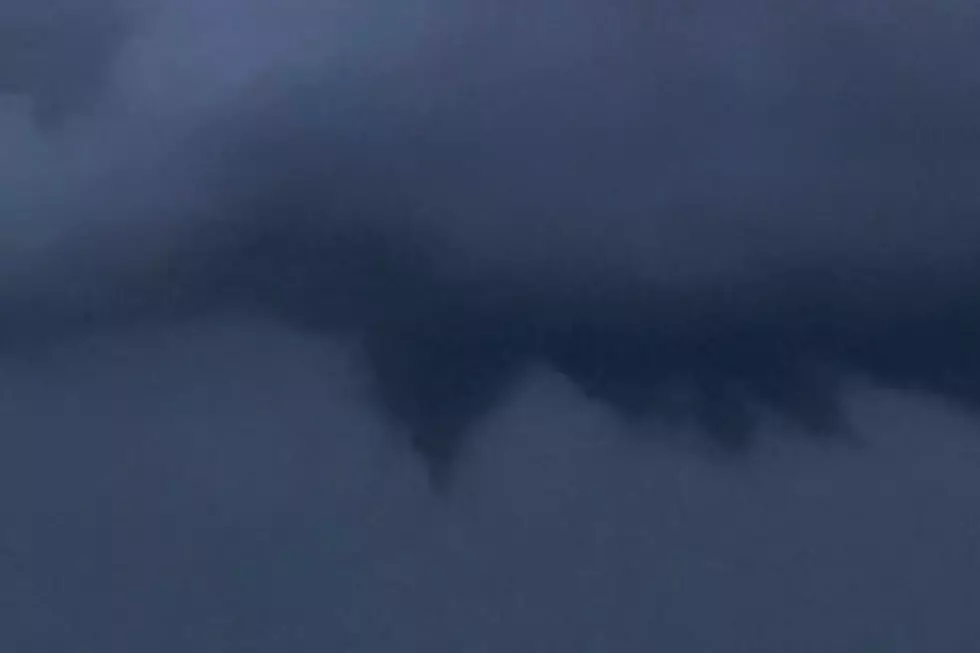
[3,320,980,651]
[3,1,980,650]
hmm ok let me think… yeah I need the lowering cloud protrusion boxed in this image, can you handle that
[4,1,980,480]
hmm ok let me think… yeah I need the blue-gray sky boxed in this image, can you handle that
[3,320,980,651]
[3,1,980,649]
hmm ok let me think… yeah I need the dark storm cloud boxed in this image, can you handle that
[4,1,980,478]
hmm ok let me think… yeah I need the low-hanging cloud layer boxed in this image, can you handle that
[4,0,980,479]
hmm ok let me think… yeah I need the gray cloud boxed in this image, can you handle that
[4,1,980,480]
[0,0,132,126]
